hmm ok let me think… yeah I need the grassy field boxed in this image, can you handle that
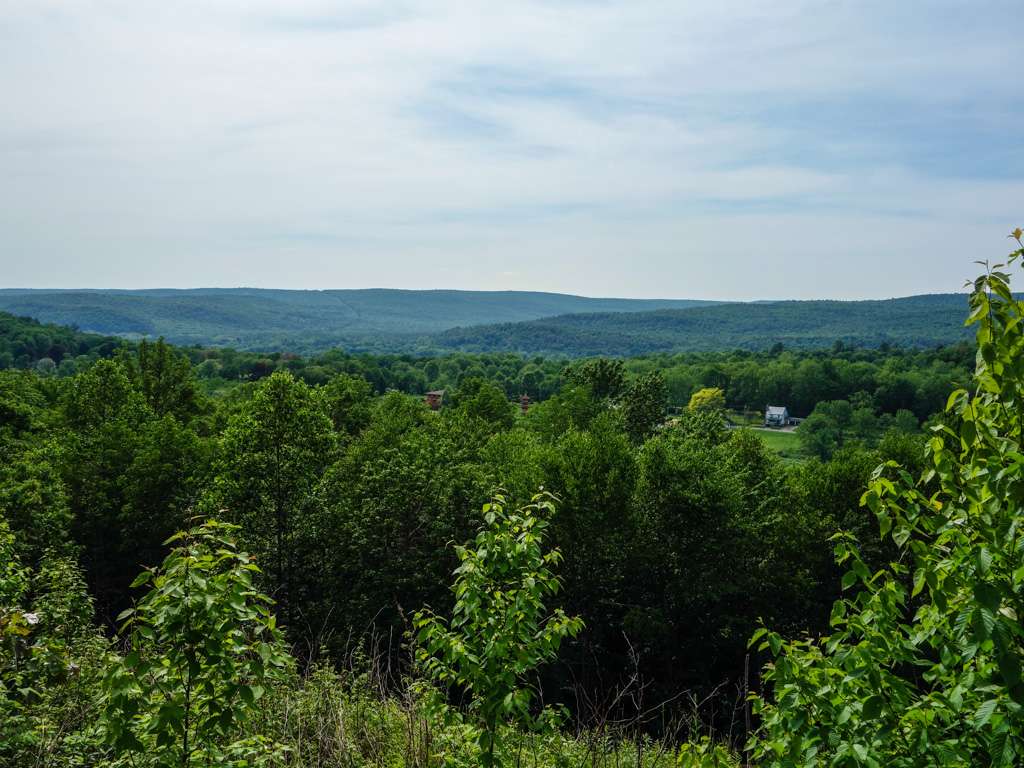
[726,409,763,427]
[754,428,803,460]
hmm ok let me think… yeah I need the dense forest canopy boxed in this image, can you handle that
[0,309,973,422]
[2,231,1023,767]
[0,288,978,355]
[0,311,121,371]
[435,294,978,355]
[0,288,717,352]
[0,306,959,761]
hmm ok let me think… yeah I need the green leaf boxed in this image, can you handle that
[972,699,998,729]
[862,696,883,719]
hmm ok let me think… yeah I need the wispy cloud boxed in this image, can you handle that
[0,0,1021,299]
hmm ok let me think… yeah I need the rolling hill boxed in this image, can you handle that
[0,289,717,352]
[432,294,976,356]
[0,289,979,357]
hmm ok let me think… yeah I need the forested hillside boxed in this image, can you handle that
[0,288,716,352]
[436,293,977,355]
[2,234,1023,767]
[0,289,982,356]
[1,307,973,445]
[0,311,120,370]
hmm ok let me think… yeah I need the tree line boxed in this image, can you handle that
[1,332,927,734]
[2,308,972,426]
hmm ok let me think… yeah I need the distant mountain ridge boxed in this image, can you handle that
[433,293,977,356]
[0,288,978,357]
[0,288,718,352]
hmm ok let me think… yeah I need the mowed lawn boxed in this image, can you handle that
[754,428,803,460]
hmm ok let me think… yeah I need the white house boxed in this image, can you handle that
[764,405,789,427]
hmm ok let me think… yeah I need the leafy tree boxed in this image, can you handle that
[848,404,879,442]
[316,407,489,648]
[798,400,853,459]
[212,371,336,620]
[629,431,748,678]
[61,359,203,616]
[622,370,667,443]
[673,406,729,446]
[132,338,203,422]
[414,493,583,767]
[103,520,291,767]
[564,358,626,400]
[688,386,726,412]
[61,357,146,431]
[0,443,73,563]
[479,429,551,506]
[891,408,919,433]
[454,377,516,429]
[517,363,547,400]
[752,231,1024,766]
[524,385,604,443]
[320,372,373,437]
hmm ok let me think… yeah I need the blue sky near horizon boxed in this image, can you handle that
[0,1,1021,300]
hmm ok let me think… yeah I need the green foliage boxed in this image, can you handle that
[62,357,147,430]
[452,377,516,429]
[102,520,291,767]
[315,402,489,648]
[752,231,1024,766]
[677,737,740,768]
[243,662,741,768]
[524,384,604,442]
[211,370,337,620]
[437,294,977,357]
[688,386,726,412]
[672,407,729,445]
[60,358,208,616]
[414,493,584,767]
[0,289,711,353]
[130,338,203,422]
[797,398,900,459]
[563,358,627,400]
[0,442,74,563]
[623,370,668,443]
[320,371,374,437]
[1,517,110,767]
[0,274,982,759]
[0,310,120,372]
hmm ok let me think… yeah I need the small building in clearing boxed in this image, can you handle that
[425,390,445,410]
[764,405,789,427]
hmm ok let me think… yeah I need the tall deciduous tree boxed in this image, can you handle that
[687,386,726,412]
[212,371,336,621]
[132,338,203,422]
[623,370,668,443]
[564,358,627,400]
[320,372,373,437]
[62,359,204,617]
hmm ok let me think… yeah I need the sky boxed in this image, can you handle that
[1,1,1022,300]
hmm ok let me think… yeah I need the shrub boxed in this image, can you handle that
[102,520,292,767]
[752,230,1024,766]
[414,492,584,768]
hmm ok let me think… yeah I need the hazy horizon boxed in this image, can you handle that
[2,1,1021,300]
[0,285,976,304]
